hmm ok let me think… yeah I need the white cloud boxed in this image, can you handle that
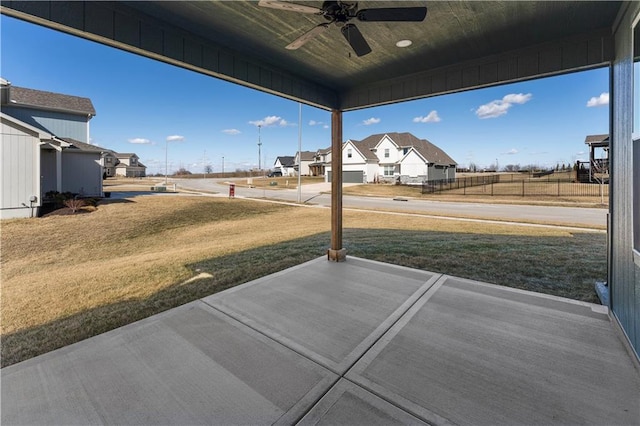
[249,115,288,127]
[222,129,241,135]
[502,93,532,104]
[502,148,518,155]
[413,110,441,123]
[586,92,609,107]
[166,135,184,142]
[475,93,532,119]
[323,125,329,129]
[128,137,151,144]
[309,120,322,126]
[363,117,381,125]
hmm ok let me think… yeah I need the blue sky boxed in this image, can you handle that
[2,15,610,174]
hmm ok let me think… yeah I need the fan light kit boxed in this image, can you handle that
[258,0,427,57]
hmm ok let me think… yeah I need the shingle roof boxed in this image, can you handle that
[8,86,96,116]
[299,151,315,161]
[57,137,104,153]
[276,156,295,167]
[352,132,457,166]
[584,134,609,144]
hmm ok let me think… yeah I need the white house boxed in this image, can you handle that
[115,153,146,177]
[326,132,457,183]
[309,147,331,177]
[293,151,315,176]
[273,156,295,176]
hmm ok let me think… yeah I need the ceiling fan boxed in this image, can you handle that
[258,1,427,57]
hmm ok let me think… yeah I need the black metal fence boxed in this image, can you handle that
[422,174,609,197]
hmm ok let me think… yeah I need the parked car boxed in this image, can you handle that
[267,170,283,177]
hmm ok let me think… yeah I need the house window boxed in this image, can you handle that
[131,158,137,165]
[403,148,408,155]
[384,148,390,158]
[384,165,394,176]
[347,149,352,158]
[106,157,112,164]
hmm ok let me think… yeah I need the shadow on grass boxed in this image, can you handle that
[1,228,605,367]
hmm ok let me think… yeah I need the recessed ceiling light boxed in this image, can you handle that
[396,40,412,48]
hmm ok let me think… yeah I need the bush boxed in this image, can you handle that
[63,198,85,213]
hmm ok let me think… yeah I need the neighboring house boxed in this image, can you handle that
[102,151,119,177]
[115,153,146,177]
[293,151,315,176]
[326,132,457,184]
[309,147,331,177]
[1,78,102,218]
[0,78,95,143]
[273,156,295,176]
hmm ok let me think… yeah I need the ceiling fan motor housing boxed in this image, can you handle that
[322,1,358,23]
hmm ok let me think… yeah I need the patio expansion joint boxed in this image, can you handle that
[201,270,447,425]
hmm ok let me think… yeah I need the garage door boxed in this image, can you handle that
[327,171,364,183]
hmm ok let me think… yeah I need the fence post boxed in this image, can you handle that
[522,180,525,197]
[491,180,494,196]
[557,179,560,197]
[464,179,466,195]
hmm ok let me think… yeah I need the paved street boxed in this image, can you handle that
[171,178,607,228]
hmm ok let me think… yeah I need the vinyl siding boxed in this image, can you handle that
[3,107,90,143]
[1,123,40,218]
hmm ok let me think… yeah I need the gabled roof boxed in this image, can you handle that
[275,156,295,167]
[116,153,139,159]
[351,132,457,166]
[345,138,378,161]
[5,86,96,117]
[299,151,315,161]
[57,137,105,153]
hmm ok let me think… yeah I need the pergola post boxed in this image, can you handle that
[328,109,346,262]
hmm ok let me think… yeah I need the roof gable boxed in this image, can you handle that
[0,112,52,139]
[275,156,295,167]
[350,132,456,166]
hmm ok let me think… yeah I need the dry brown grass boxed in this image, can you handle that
[229,176,325,189]
[341,183,608,208]
[1,194,606,367]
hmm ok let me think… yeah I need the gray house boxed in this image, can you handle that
[1,79,95,143]
[1,79,102,217]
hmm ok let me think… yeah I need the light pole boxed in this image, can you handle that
[165,139,168,184]
[222,156,225,176]
[257,124,262,172]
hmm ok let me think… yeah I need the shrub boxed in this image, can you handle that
[63,198,85,213]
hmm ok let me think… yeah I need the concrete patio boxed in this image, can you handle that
[2,256,639,425]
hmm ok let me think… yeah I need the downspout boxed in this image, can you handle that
[328,109,346,262]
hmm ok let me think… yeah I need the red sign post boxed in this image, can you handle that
[229,183,235,198]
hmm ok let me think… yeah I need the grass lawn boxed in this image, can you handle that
[229,175,325,188]
[341,183,609,208]
[1,195,606,367]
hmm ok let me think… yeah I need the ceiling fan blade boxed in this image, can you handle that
[286,24,329,50]
[258,0,322,14]
[357,7,427,22]
[341,24,372,57]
